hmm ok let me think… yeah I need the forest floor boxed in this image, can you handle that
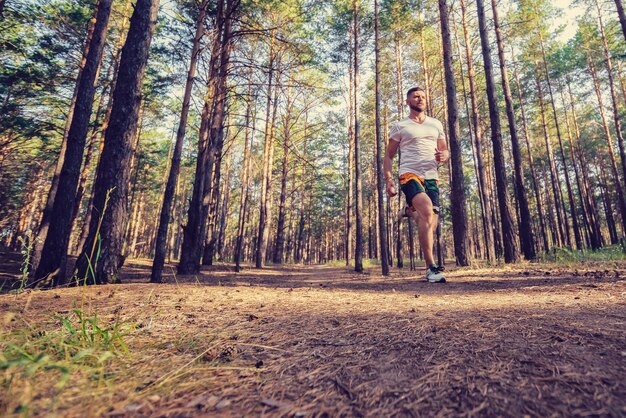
[1,252,625,417]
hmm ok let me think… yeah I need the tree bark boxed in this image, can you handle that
[346,30,354,266]
[567,81,603,249]
[256,31,278,268]
[234,73,255,271]
[178,0,228,274]
[512,59,550,252]
[151,0,208,282]
[459,0,495,262]
[439,0,469,266]
[34,0,113,286]
[613,0,626,45]
[74,0,160,285]
[476,0,519,263]
[588,54,626,239]
[538,34,580,249]
[273,82,294,264]
[375,0,389,275]
[535,66,567,247]
[353,0,363,272]
[491,0,535,259]
[33,7,100,269]
[595,0,626,236]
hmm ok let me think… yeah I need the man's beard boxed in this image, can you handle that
[409,103,425,113]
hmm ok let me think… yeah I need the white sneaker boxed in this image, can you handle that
[425,265,446,283]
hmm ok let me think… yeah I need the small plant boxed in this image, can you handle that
[1,309,131,414]
[16,229,36,292]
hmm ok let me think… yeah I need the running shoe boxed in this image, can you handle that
[425,264,446,283]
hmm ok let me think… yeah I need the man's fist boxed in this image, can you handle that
[386,178,397,197]
[435,148,449,163]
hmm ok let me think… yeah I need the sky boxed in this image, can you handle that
[553,0,587,41]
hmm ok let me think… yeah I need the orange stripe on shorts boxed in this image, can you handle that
[399,173,425,187]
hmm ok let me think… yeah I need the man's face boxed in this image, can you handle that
[407,90,427,112]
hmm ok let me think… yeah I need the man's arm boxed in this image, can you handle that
[384,139,399,196]
[435,136,449,163]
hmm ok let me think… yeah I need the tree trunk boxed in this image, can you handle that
[512,58,550,253]
[216,156,231,261]
[535,66,567,247]
[353,0,364,272]
[394,40,403,269]
[491,0,535,259]
[273,82,293,264]
[458,0,495,262]
[234,80,254,271]
[567,81,603,249]
[178,0,227,274]
[375,0,389,275]
[613,0,626,50]
[74,0,160,285]
[599,164,619,244]
[559,85,590,250]
[595,0,626,235]
[539,34,580,249]
[439,0,469,266]
[346,33,354,266]
[588,54,626,238]
[33,6,100,270]
[151,0,207,282]
[34,0,113,286]
[476,0,519,263]
[200,1,236,267]
[256,31,278,268]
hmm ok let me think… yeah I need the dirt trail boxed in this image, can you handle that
[1,257,625,417]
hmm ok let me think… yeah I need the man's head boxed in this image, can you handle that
[406,87,427,113]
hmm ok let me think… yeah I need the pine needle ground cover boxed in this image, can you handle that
[1,258,625,417]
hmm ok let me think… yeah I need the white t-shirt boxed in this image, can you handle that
[388,116,445,180]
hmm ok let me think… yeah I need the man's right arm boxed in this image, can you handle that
[383,139,399,197]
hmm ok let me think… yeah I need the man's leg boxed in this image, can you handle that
[409,193,435,268]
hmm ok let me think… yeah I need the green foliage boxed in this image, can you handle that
[1,308,130,413]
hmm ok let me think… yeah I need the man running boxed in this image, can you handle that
[383,86,449,283]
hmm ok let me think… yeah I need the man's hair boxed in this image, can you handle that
[406,86,426,98]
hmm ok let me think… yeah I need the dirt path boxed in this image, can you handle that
[1,258,625,417]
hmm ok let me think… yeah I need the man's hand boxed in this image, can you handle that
[435,148,449,163]
[386,178,397,197]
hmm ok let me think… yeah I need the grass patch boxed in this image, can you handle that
[0,308,130,415]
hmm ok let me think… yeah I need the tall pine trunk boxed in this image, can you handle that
[234,73,255,271]
[588,54,626,238]
[273,82,293,264]
[439,0,469,266]
[458,0,495,261]
[539,35,580,249]
[535,67,567,247]
[615,0,626,43]
[512,59,549,252]
[567,81,603,249]
[491,0,535,259]
[476,0,519,262]
[256,31,278,268]
[151,1,207,282]
[34,0,113,286]
[74,0,160,284]
[374,0,389,275]
[178,0,228,274]
[595,0,626,237]
[33,7,100,269]
[353,0,363,272]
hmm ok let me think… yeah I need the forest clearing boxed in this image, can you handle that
[1,254,625,416]
[4,0,626,415]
